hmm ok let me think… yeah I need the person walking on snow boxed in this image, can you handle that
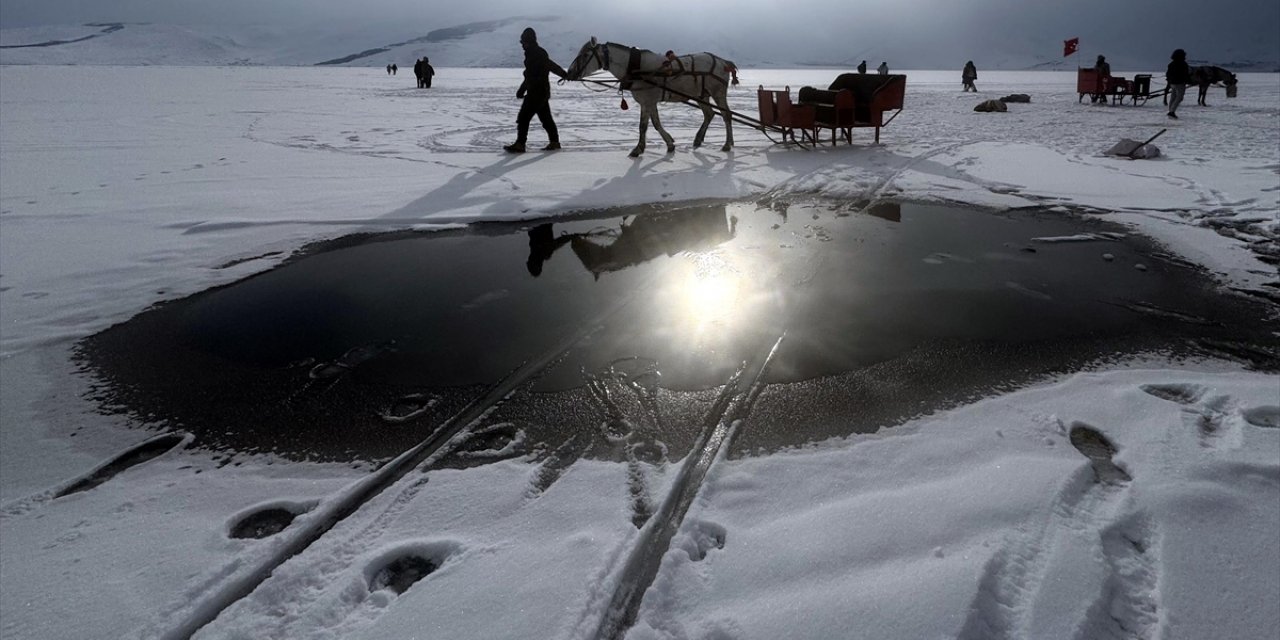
[857,60,867,74]
[1165,48,1191,119]
[504,27,568,153]
[877,61,889,75]
[421,57,435,88]
[962,61,977,91]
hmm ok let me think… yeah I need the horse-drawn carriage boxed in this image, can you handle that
[1077,65,1237,107]
[565,38,907,155]
[1077,68,1163,105]
[757,74,906,145]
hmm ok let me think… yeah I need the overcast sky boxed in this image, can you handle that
[3,0,1277,66]
[3,0,1277,30]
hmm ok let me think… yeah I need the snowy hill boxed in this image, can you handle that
[2,15,1277,71]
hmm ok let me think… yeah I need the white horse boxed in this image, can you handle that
[566,38,739,157]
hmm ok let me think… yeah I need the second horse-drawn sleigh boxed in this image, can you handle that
[1077,68,1165,105]
[1078,65,1238,107]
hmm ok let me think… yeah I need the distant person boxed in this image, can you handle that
[504,27,568,153]
[391,63,397,75]
[1165,48,1191,119]
[877,61,888,75]
[857,60,867,74]
[422,57,435,88]
[962,61,977,91]
[1094,55,1110,76]
[413,58,425,88]
[386,64,392,75]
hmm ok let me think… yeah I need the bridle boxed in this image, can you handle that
[570,41,612,81]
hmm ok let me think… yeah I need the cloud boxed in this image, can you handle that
[2,0,1276,68]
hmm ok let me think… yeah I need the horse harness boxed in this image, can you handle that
[615,45,736,101]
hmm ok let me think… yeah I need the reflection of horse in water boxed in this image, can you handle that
[526,205,736,278]
[1191,65,1237,106]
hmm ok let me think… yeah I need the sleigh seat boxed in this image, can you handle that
[757,85,818,146]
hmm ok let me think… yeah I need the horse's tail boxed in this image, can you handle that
[725,62,740,86]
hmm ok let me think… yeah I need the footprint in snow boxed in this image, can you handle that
[1139,382,1207,405]
[363,540,461,596]
[1242,405,1280,429]
[1069,423,1131,484]
[454,422,524,459]
[308,340,397,380]
[679,520,727,562]
[55,432,188,499]
[369,556,436,594]
[228,501,315,540]
[379,393,440,425]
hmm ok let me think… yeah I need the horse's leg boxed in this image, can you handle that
[1199,83,1209,106]
[631,104,649,158]
[693,101,713,149]
[648,103,676,153]
[714,90,734,152]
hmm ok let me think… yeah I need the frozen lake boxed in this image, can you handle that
[1,65,1276,640]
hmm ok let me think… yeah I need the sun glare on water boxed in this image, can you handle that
[663,253,752,348]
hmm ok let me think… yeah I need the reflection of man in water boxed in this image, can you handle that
[526,223,573,277]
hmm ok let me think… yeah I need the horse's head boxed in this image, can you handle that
[1225,72,1238,97]
[566,37,606,81]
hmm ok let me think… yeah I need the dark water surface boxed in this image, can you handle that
[78,201,1278,462]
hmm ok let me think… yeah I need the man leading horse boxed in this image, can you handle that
[505,28,569,154]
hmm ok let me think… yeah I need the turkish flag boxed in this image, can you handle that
[1064,37,1079,57]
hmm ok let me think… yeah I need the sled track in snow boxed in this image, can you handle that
[588,334,785,640]
[159,285,647,640]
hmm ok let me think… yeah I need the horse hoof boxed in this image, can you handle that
[720,145,732,153]
[666,146,675,154]
[629,150,642,158]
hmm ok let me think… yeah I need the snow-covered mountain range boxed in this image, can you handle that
[2,17,1277,71]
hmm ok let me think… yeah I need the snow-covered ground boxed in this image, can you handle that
[1,65,1277,640]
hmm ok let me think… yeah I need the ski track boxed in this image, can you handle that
[586,335,783,640]
[140,266,661,638]
[146,288,638,639]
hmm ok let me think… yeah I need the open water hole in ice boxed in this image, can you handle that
[77,200,1278,462]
